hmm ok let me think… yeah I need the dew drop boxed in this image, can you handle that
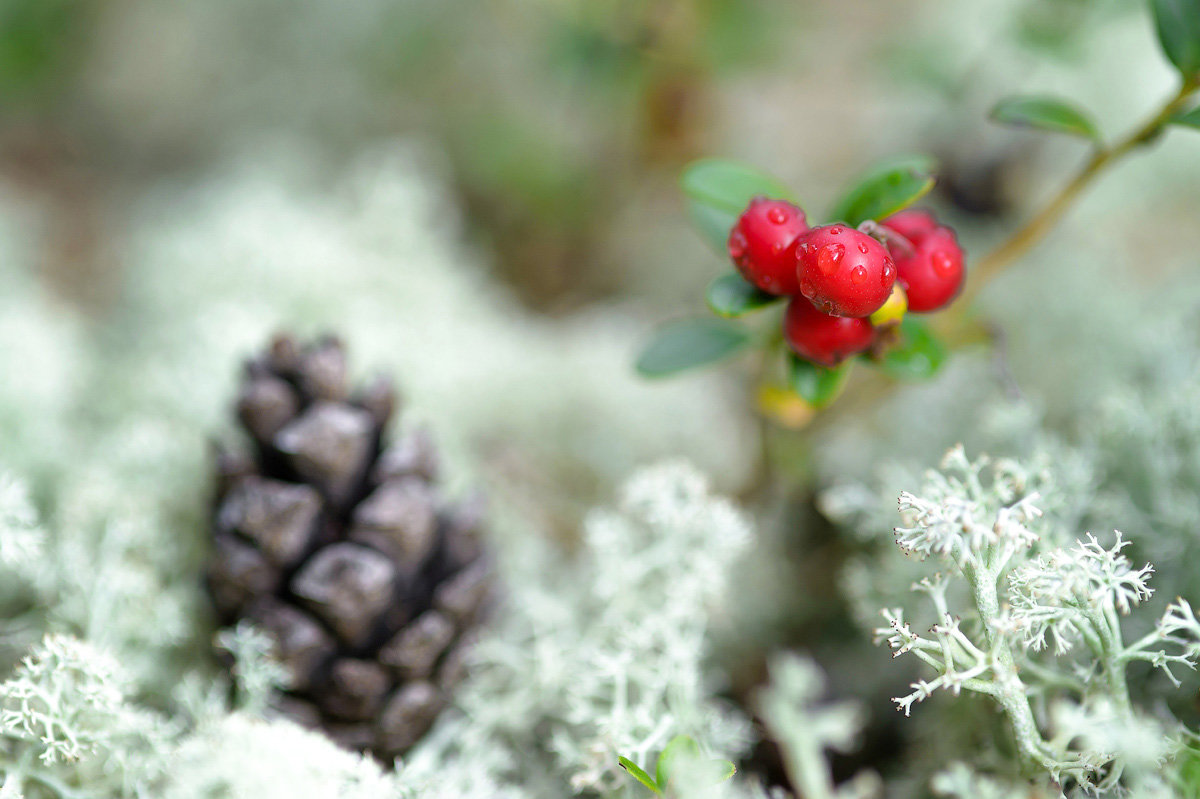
[851,265,868,284]
[857,241,869,255]
[728,231,747,259]
[829,226,843,235]
[799,277,816,297]
[882,263,894,286]
[817,244,845,275]
[931,251,955,277]
[767,207,789,225]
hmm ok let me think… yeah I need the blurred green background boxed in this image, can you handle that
[5,0,1193,323]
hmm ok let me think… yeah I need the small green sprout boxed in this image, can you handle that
[618,735,736,796]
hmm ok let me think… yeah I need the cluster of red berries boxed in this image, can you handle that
[727,198,965,368]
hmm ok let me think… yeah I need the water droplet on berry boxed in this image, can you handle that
[931,251,955,277]
[799,277,816,296]
[857,241,869,255]
[829,226,843,235]
[851,265,868,284]
[767,207,788,224]
[817,244,845,275]
[882,263,894,286]
[728,231,747,259]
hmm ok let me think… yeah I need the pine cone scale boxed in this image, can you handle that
[379,610,455,680]
[217,477,322,568]
[290,542,399,648]
[348,478,438,566]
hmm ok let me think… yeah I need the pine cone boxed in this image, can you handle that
[207,333,491,760]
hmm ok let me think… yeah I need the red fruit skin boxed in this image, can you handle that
[795,225,896,318]
[880,209,937,246]
[727,198,809,295]
[783,296,875,368]
[879,211,966,312]
[896,228,964,312]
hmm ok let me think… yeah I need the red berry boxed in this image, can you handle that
[880,211,965,313]
[727,197,809,295]
[879,209,937,246]
[795,225,896,318]
[783,296,874,368]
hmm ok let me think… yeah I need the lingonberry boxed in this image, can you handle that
[880,211,965,313]
[795,224,896,318]
[727,197,809,295]
[783,296,875,368]
[878,209,937,246]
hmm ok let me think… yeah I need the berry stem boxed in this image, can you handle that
[867,221,916,258]
[963,78,1199,302]
[742,334,783,503]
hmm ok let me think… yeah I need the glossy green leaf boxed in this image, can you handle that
[636,318,752,378]
[619,757,662,795]
[656,735,701,788]
[682,159,798,252]
[880,318,948,380]
[1151,0,1200,78]
[681,158,797,213]
[687,201,739,252]
[989,95,1101,141]
[829,155,936,227]
[1174,104,1200,129]
[787,355,853,408]
[706,273,785,317]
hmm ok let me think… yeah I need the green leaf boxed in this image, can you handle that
[880,318,948,380]
[989,95,1101,141]
[681,158,797,213]
[828,155,936,227]
[619,756,662,795]
[1174,104,1200,129]
[706,273,785,317]
[787,355,853,408]
[687,201,740,252]
[656,735,701,788]
[681,159,798,252]
[1151,0,1200,78]
[636,318,753,378]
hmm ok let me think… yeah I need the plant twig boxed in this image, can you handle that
[963,78,1199,303]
